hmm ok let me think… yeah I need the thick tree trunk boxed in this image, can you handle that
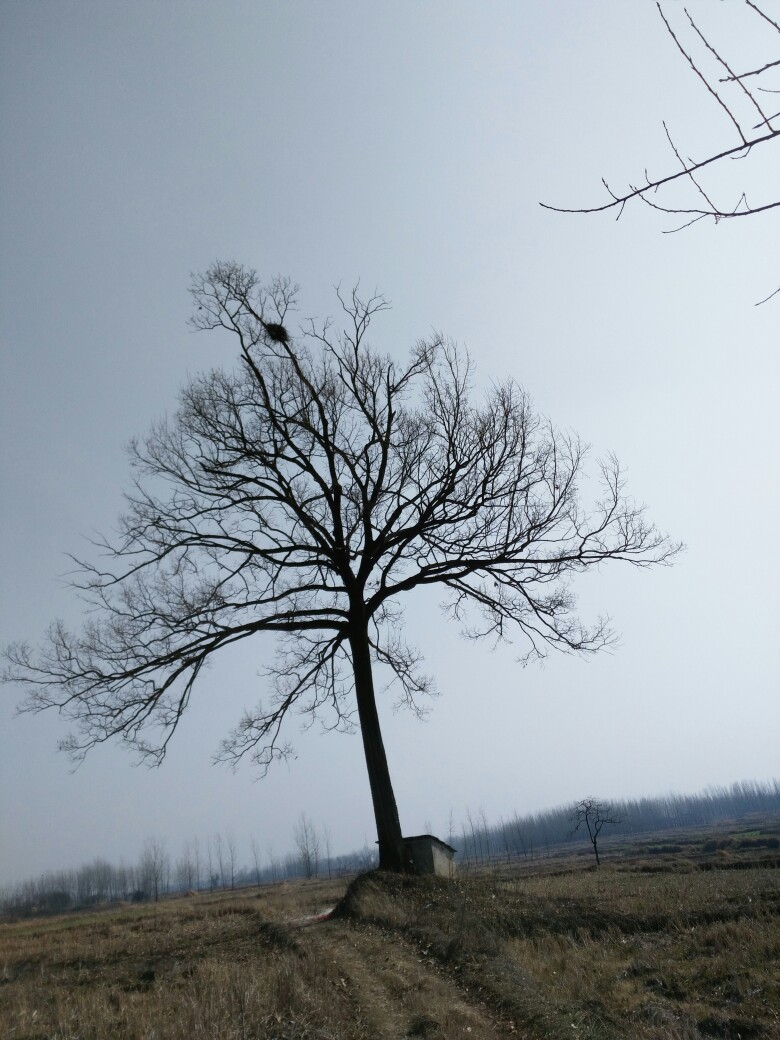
[349,622,406,871]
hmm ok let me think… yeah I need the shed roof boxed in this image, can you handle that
[403,834,457,854]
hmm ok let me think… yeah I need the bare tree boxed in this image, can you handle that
[213,833,226,890]
[310,821,321,878]
[510,812,529,860]
[465,808,482,865]
[571,798,623,867]
[478,807,493,864]
[174,844,196,892]
[499,817,513,864]
[3,264,680,871]
[226,831,238,891]
[250,836,263,887]
[139,838,168,902]
[267,845,278,885]
[322,824,333,879]
[447,809,455,849]
[205,840,217,892]
[192,836,202,893]
[294,813,319,879]
[543,2,780,303]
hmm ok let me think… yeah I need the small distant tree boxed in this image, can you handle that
[499,816,513,864]
[464,809,481,864]
[571,798,623,867]
[174,849,195,892]
[213,833,226,890]
[192,836,202,893]
[322,824,333,879]
[294,813,319,878]
[226,832,238,891]
[478,807,493,864]
[250,836,263,887]
[310,823,322,878]
[139,839,167,902]
[206,841,215,891]
[267,845,278,884]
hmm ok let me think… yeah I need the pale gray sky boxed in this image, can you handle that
[1,1,778,885]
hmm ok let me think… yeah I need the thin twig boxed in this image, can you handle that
[684,7,771,129]
[721,57,780,81]
[657,2,746,144]
[746,0,780,36]
[539,129,779,216]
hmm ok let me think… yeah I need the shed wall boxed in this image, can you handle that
[403,836,456,878]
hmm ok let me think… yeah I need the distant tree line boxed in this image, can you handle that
[0,824,378,918]
[2,780,777,915]
[456,779,780,866]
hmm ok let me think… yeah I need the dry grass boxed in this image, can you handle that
[2,833,779,1039]
[0,880,360,1040]
[340,853,780,1039]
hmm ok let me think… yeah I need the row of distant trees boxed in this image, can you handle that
[455,780,780,866]
[0,816,378,917]
[2,781,777,915]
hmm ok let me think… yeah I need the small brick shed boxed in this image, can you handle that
[403,834,457,877]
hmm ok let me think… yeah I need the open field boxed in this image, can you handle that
[1,821,778,1039]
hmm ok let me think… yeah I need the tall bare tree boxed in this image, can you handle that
[543,2,780,303]
[3,263,680,871]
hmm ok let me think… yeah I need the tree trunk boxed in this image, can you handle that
[349,622,406,871]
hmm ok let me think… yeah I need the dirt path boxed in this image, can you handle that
[304,916,517,1039]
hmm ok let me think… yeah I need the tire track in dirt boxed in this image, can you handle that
[304,916,517,1039]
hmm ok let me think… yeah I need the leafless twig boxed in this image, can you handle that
[541,1,779,304]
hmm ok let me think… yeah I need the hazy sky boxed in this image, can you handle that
[1,1,778,886]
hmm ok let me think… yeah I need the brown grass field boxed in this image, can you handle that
[1,821,778,1039]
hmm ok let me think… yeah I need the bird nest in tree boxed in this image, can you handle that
[263,322,290,344]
